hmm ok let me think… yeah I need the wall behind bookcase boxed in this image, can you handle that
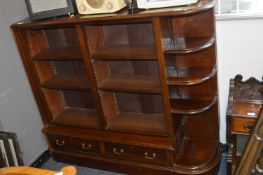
[0,0,47,165]
[217,18,263,143]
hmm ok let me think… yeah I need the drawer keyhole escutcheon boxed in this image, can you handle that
[82,143,92,150]
[113,147,124,155]
[56,139,65,146]
[145,152,156,160]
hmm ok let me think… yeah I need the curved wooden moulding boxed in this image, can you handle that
[173,138,221,174]
[163,35,215,55]
[232,74,263,104]
[167,66,217,86]
[170,95,217,115]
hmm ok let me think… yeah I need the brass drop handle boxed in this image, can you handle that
[81,143,92,150]
[243,123,254,131]
[145,152,156,160]
[113,147,124,155]
[56,139,65,146]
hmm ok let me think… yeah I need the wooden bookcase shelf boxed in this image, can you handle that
[52,108,99,129]
[165,43,216,86]
[163,36,215,54]
[98,75,161,94]
[107,112,166,136]
[167,67,217,86]
[33,47,82,61]
[170,96,217,115]
[92,45,156,60]
[12,1,220,174]
[41,75,90,90]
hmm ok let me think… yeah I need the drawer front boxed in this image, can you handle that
[48,135,72,151]
[232,103,261,117]
[232,117,256,134]
[48,135,100,154]
[71,137,100,154]
[105,142,133,160]
[133,146,172,165]
[105,142,172,165]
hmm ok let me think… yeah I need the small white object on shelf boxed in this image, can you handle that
[136,0,198,9]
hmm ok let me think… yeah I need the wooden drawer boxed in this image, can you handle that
[47,135,100,154]
[133,145,172,165]
[232,103,261,117]
[48,135,72,151]
[105,142,133,160]
[71,137,100,154]
[231,117,256,134]
[105,142,172,165]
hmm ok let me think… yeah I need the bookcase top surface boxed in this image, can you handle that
[11,0,214,29]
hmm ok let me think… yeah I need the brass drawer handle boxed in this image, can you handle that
[113,147,124,155]
[243,123,254,131]
[81,143,92,150]
[55,139,65,146]
[145,152,156,160]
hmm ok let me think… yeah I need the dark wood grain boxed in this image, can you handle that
[92,45,156,60]
[33,47,82,61]
[52,108,100,129]
[164,36,215,54]
[170,96,217,115]
[98,75,162,94]
[174,138,220,173]
[12,1,220,174]
[41,75,90,90]
[167,67,217,86]
[107,112,166,136]
[226,75,263,174]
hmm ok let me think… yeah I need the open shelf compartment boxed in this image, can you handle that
[85,21,156,60]
[165,44,216,86]
[174,138,220,170]
[25,27,81,60]
[173,103,220,171]
[34,60,90,90]
[93,60,161,94]
[169,76,217,115]
[160,9,214,53]
[43,89,100,129]
[100,91,166,136]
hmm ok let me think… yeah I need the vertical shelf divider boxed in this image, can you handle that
[76,25,107,129]
[152,17,174,137]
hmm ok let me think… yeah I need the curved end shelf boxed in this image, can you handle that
[163,35,215,55]
[173,138,221,174]
[170,96,218,115]
[167,66,217,86]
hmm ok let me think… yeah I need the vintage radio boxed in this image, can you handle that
[76,0,126,15]
[25,0,77,20]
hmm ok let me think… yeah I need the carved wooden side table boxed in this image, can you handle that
[226,75,263,174]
